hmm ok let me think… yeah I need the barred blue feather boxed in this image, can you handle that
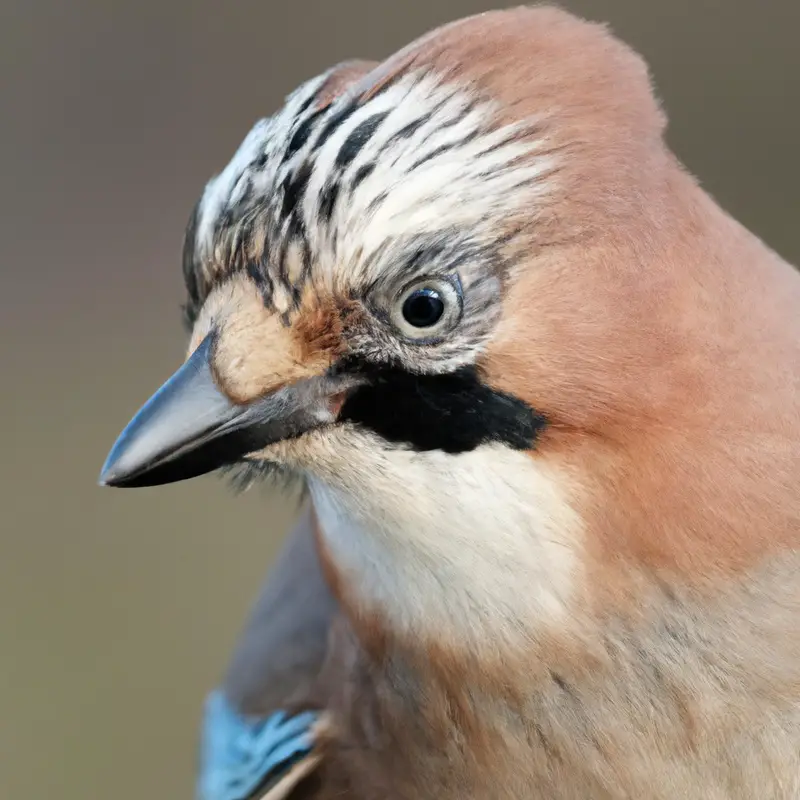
[197,690,318,800]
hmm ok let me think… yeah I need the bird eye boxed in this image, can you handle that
[390,277,462,341]
[402,288,445,328]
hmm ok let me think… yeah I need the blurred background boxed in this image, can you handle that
[1,0,798,798]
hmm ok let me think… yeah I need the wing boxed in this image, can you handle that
[196,501,337,800]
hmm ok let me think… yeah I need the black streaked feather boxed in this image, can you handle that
[318,181,341,223]
[335,112,390,168]
[351,163,375,191]
[386,113,431,146]
[246,262,274,307]
[313,100,359,152]
[408,129,481,172]
[283,108,327,163]
[281,162,313,219]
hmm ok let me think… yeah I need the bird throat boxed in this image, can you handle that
[305,442,581,666]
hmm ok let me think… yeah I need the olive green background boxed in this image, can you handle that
[1,1,798,798]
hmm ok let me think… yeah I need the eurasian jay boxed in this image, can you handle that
[99,7,800,799]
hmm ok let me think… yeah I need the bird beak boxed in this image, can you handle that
[98,333,351,488]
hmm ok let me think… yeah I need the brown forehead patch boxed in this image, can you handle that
[292,292,354,364]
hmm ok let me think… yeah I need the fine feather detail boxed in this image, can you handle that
[196,691,320,800]
[179,5,800,798]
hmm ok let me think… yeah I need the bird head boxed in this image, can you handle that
[100,7,664,482]
[100,7,800,657]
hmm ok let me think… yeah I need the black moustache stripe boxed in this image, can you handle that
[338,361,546,453]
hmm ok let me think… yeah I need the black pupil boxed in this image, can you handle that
[402,289,445,328]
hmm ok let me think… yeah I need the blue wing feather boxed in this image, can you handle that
[197,690,318,800]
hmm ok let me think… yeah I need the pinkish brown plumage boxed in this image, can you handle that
[100,7,800,799]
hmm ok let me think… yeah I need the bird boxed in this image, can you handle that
[98,6,800,799]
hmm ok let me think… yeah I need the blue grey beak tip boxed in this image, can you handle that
[96,332,342,489]
[97,448,124,487]
[95,334,234,489]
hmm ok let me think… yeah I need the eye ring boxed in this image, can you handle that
[390,276,462,342]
